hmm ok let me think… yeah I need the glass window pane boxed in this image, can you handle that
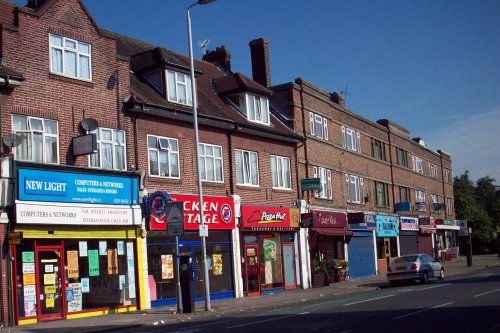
[12,115,27,130]
[64,51,77,77]
[206,145,213,156]
[116,131,124,144]
[79,55,90,80]
[78,42,90,54]
[15,132,30,160]
[101,143,113,169]
[214,146,222,157]
[101,129,113,141]
[186,76,193,105]
[45,136,58,163]
[271,157,277,187]
[169,140,178,151]
[148,136,157,148]
[44,120,57,134]
[29,118,43,131]
[65,39,76,49]
[50,35,62,47]
[115,146,125,170]
[167,71,176,101]
[159,151,168,177]
[170,153,179,177]
[32,133,43,162]
[236,151,243,184]
[149,151,158,175]
[177,84,187,104]
[90,151,99,168]
[51,48,63,73]
[250,153,258,185]
[215,159,223,181]
[206,156,214,181]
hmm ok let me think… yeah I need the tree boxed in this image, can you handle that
[453,171,494,253]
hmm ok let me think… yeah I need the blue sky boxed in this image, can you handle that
[10,0,500,182]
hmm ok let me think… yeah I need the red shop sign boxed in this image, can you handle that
[170,194,235,230]
[241,205,297,231]
[311,211,347,228]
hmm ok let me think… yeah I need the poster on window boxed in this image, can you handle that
[88,250,100,276]
[117,241,124,255]
[263,239,277,261]
[107,249,119,275]
[23,285,36,297]
[212,254,222,276]
[23,262,35,274]
[67,283,82,313]
[24,295,36,316]
[81,277,90,293]
[79,241,88,257]
[161,254,174,280]
[67,250,79,278]
[99,241,107,255]
[127,242,136,299]
[22,251,34,263]
[23,274,35,286]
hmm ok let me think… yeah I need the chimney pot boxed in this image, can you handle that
[202,45,232,73]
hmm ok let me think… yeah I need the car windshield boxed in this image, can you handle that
[394,255,419,263]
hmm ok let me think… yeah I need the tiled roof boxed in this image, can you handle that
[111,32,301,142]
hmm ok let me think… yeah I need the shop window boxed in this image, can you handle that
[258,233,283,290]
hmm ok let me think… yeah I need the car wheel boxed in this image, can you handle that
[439,268,445,280]
[421,271,429,284]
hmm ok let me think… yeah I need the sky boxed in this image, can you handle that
[10,0,500,183]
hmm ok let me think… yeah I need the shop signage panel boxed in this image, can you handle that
[18,168,139,205]
[16,201,141,225]
[418,216,435,226]
[301,178,321,191]
[311,211,347,228]
[395,202,412,212]
[400,217,419,231]
[170,194,235,230]
[348,213,376,230]
[375,215,399,237]
[241,205,297,230]
[456,219,468,236]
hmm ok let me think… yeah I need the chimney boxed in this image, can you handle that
[331,92,345,107]
[249,38,271,87]
[27,0,49,8]
[202,45,231,73]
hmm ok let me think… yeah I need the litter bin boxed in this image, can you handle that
[178,252,194,313]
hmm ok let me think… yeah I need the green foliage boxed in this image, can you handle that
[454,171,499,252]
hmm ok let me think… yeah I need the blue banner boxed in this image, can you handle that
[375,215,399,237]
[18,168,138,205]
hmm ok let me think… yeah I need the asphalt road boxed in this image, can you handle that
[115,266,500,333]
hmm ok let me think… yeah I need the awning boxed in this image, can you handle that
[310,227,353,237]
[436,225,461,230]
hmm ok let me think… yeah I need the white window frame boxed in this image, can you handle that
[342,126,361,153]
[49,33,91,81]
[375,182,389,207]
[199,143,223,182]
[314,166,332,199]
[431,194,440,212]
[309,112,328,140]
[245,94,270,125]
[236,149,259,186]
[89,127,126,171]
[429,163,437,178]
[147,134,180,178]
[413,155,423,173]
[345,174,363,204]
[12,114,59,164]
[166,69,193,106]
[271,155,291,190]
[416,190,426,211]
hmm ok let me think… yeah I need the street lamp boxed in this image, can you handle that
[187,0,216,312]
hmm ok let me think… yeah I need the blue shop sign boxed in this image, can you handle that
[18,168,138,205]
[348,213,376,231]
[375,215,399,237]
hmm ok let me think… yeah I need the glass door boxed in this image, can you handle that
[36,246,64,321]
[244,245,260,296]
[282,243,296,290]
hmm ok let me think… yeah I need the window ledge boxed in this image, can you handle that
[50,73,94,87]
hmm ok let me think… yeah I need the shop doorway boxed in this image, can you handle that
[243,245,260,296]
[36,246,64,321]
[179,243,206,302]
[282,243,296,290]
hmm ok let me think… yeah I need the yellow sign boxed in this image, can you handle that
[46,295,55,308]
[44,273,56,285]
[107,249,118,275]
[67,250,79,278]
[45,286,56,294]
[8,232,21,245]
[23,273,36,285]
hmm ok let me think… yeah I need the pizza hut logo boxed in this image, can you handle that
[220,204,233,224]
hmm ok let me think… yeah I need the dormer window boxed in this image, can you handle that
[245,93,270,125]
[166,70,192,106]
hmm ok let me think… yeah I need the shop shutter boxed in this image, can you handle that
[399,232,418,255]
[418,234,434,256]
[348,231,376,279]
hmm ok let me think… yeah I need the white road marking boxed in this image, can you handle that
[473,288,500,298]
[416,283,450,291]
[393,302,453,320]
[226,313,305,329]
[343,294,394,306]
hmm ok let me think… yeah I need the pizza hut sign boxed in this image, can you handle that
[241,205,299,230]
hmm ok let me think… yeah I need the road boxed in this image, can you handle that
[116,266,500,333]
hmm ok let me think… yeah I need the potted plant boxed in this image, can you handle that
[311,257,329,287]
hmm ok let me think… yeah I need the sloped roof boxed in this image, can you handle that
[111,32,301,142]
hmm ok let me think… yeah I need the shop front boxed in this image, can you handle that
[309,211,352,284]
[146,194,235,307]
[399,216,419,255]
[418,217,436,257]
[347,212,376,279]
[12,165,141,326]
[435,219,460,260]
[375,215,399,274]
[240,205,300,296]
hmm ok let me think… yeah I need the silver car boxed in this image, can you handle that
[387,254,445,285]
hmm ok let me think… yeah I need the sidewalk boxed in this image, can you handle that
[5,254,499,333]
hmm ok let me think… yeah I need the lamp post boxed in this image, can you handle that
[187,0,216,312]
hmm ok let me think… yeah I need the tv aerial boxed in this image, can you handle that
[198,39,210,54]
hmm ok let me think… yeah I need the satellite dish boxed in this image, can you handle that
[81,118,98,132]
[2,133,21,148]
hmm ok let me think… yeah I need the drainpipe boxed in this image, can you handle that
[227,125,235,195]
[298,81,309,202]
[387,130,396,212]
